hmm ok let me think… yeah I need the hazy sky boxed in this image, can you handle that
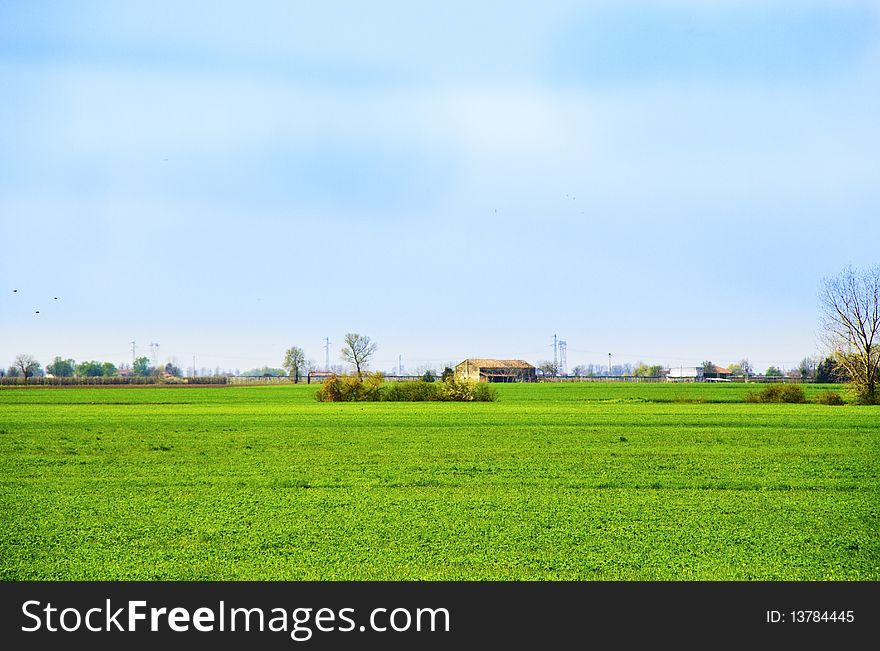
[2,0,879,374]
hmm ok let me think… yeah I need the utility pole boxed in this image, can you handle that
[131,341,136,366]
[399,354,403,377]
[192,355,196,378]
[608,352,612,377]
[324,337,331,371]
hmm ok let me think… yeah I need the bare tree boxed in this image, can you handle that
[538,360,559,378]
[820,265,880,404]
[14,354,41,384]
[282,346,306,383]
[340,333,377,378]
[797,356,818,381]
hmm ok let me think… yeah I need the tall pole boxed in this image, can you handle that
[324,337,331,371]
[131,341,136,366]
[399,354,402,377]
[608,352,612,377]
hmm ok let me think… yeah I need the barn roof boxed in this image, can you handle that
[456,359,535,369]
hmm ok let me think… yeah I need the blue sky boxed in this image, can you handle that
[2,0,879,374]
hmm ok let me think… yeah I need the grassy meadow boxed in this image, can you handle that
[1,382,877,580]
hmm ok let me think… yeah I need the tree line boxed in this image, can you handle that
[534,357,848,381]
[1,354,183,382]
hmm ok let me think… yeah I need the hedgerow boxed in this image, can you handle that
[315,375,496,402]
[744,384,807,404]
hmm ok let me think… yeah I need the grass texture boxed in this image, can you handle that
[1,382,877,580]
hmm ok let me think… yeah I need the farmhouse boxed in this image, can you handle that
[455,359,537,383]
[705,365,732,380]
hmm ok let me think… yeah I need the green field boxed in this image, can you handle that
[1,382,877,580]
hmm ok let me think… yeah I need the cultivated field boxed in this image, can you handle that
[1,382,877,580]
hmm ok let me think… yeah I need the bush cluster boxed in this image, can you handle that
[814,390,846,406]
[744,384,807,404]
[315,373,384,402]
[383,380,440,402]
[315,374,496,402]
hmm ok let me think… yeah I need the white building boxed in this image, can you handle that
[666,366,703,381]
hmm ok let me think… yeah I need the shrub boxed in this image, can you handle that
[469,381,496,402]
[383,381,440,402]
[778,385,807,403]
[745,385,777,403]
[361,372,384,401]
[437,379,496,402]
[815,390,846,406]
[744,384,807,404]
[315,374,375,402]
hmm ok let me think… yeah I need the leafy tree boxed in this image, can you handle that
[101,362,118,377]
[820,264,880,404]
[440,367,454,382]
[76,360,104,377]
[14,354,41,383]
[765,366,783,377]
[634,363,662,377]
[47,357,76,377]
[815,356,847,383]
[282,346,306,383]
[132,356,152,377]
[164,362,182,377]
[701,361,716,377]
[340,333,377,378]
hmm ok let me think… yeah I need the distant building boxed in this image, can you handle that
[455,359,537,383]
[667,366,733,382]
[666,366,703,381]
[705,365,732,380]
